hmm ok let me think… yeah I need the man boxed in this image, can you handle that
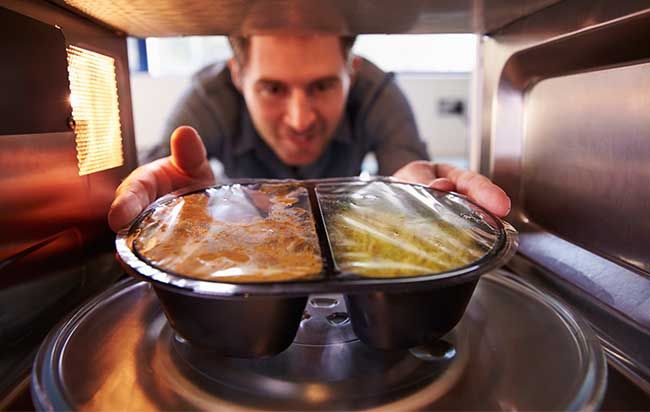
[108,35,509,231]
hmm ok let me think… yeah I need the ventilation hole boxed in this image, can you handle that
[326,312,350,326]
[310,297,338,308]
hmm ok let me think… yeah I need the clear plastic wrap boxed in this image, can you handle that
[132,183,323,282]
[116,178,518,355]
[316,181,499,278]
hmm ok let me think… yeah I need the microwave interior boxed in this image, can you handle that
[0,0,649,410]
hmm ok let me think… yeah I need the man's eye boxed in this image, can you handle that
[260,83,286,97]
[310,80,336,94]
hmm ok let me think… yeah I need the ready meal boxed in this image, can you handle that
[132,184,323,282]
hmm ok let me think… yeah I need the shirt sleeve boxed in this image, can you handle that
[363,73,430,176]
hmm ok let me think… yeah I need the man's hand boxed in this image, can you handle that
[393,160,511,217]
[108,126,214,232]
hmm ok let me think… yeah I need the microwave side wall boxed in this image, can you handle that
[479,0,650,389]
[0,0,135,403]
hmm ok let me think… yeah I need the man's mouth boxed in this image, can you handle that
[290,134,311,141]
[285,131,317,145]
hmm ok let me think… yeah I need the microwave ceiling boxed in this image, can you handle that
[53,0,562,37]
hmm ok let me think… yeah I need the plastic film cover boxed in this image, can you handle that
[316,181,499,278]
[132,183,323,282]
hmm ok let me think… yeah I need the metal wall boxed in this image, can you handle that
[0,0,136,403]
[51,0,562,36]
[480,0,650,390]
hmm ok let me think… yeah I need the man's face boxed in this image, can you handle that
[230,35,353,166]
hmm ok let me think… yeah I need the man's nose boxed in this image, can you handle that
[284,90,316,133]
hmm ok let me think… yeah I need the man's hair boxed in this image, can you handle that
[228,35,357,66]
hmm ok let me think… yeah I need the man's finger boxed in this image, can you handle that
[108,189,149,232]
[170,126,213,180]
[428,177,455,192]
[435,163,511,217]
[107,127,215,232]
[392,160,436,185]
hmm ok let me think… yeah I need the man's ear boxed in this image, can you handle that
[228,58,243,91]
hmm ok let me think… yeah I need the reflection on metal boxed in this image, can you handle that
[58,0,561,36]
[0,132,85,263]
[0,0,137,402]
[67,45,124,175]
[480,0,650,391]
[0,7,70,135]
[524,65,650,273]
[0,229,81,272]
[487,6,650,272]
[31,273,607,410]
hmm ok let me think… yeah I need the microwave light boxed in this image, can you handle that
[67,45,124,176]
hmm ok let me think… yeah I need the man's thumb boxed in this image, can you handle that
[169,126,212,179]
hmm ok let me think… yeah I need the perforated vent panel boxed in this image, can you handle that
[67,45,124,176]
[60,0,562,36]
[63,0,249,36]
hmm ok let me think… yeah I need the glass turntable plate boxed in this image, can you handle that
[32,271,606,411]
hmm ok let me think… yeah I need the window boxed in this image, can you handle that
[129,34,476,76]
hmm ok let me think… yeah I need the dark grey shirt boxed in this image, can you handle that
[148,58,429,179]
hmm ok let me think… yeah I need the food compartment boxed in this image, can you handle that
[344,280,479,349]
[316,181,498,278]
[316,181,510,349]
[123,182,322,357]
[153,286,307,357]
[132,183,323,283]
